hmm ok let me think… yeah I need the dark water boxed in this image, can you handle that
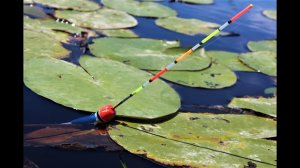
[24,0,276,167]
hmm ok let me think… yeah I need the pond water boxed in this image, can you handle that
[24,0,276,167]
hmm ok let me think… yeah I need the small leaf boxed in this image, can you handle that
[239,51,276,76]
[155,17,219,35]
[247,40,276,52]
[263,10,276,20]
[228,97,276,117]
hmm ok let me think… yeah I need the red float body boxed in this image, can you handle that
[97,104,116,122]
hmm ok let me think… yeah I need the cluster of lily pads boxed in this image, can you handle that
[24,0,276,167]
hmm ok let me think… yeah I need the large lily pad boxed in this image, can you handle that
[109,113,276,167]
[24,5,48,18]
[155,17,219,35]
[151,63,237,88]
[33,0,100,11]
[228,97,276,117]
[90,37,211,71]
[206,51,255,71]
[98,29,138,38]
[24,30,70,60]
[180,0,213,4]
[55,8,138,30]
[24,56,180,119]
[247,40,276,52]
[263,10,276,20]
[102,0,177,18]
[239,51,276,76]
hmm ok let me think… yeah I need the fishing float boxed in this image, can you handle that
[66,4,254,125]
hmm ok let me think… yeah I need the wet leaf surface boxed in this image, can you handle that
[24,16,96,43]
[55,8,138,29]
[24,124,122,151]
[102,0,177,18]
[33,0,100,11]
[150,63,237,88]
[109,113,276,167]
[263,10,276,20]
[24,56,180,119]
[24,30,70,60]
[155,17,219,35]
[228,97,276,117]
[98,29,139,38]
[24,5,48,18]
[247,40,276,52]
[90,37,210,70]
[206,51,255,71]
[239,51,276,76]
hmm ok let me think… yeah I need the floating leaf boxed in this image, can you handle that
[247,40,276,52]
[151,63,237,88]
[155,17,219,35]
[98,29,138,38]
[33,0,100,11]
[24,125,122,151]
[24,16,96,43]
[90,37,210,70]
[55,8,138,29]
[24,5,48,18]
[239,51,276,76]
[206,51,255,71]
[109,113,276,167]
[180,0,213,4]
[102,0,177,18]
[24,30,70,60]
[264,87,276,95]
[228,97,276,117]
[263,10,276,20]
[24,56,180,119]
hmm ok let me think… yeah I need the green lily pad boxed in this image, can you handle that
[239,51,276,76]
[155,17,219,35]
[33,0,100,11]
[151,63,237,88]
[98,29,138,38]
[109,113,276,167]
[264,87,276,95]
[24,30,70,60]
[181,0,213,4]
[90,37,210,71]
[206,51,255,71]
[24,16,96,43]
[24,5,48,18]
[247,40,276,52]
[55,8,138,30]
[263,10,276,20]
[102,0,177,18]
[24,56,180,119]
[228,97,276,117]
